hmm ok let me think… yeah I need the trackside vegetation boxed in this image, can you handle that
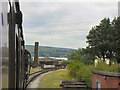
[30,68,42,74]
[36,17,120,88]
[86,17,120,65]
[39,69,75,88]
[67,17,120,87]
[68,60,119,87]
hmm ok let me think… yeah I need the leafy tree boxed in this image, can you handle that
[86,18,120,65]
[111,17,120,63]
[68,51,82,60]
[81,47,95,65]
[60,60,70,66]
[68,60,119,87]
[68,48,94,65]
[87,18,111,61]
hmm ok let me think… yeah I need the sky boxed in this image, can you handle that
[20,0,119,49]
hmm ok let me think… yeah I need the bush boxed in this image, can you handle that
[109,63,120,72]
[68,60,119,87]
[95,61,119,72]
[60,60,71,66]
[95,61,110,71]
[68,60,84,77]
[68,60,93,87]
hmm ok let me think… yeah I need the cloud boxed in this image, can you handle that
[21,1,118,49]
[20,0,119,2]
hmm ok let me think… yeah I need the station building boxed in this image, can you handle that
[92,71,120,89]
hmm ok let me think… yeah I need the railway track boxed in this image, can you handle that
[26,68,61,88]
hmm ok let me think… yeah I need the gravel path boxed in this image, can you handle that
[27,71,53,88]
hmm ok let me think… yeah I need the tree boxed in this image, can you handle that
[111,17,120,63]
[68,48,94,65]
[87,18,111,61]
[68,51,82,61]
[60,61,70,66]
[86,18,119,65]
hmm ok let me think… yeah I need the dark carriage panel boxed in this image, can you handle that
[1,2,9,89]
[0,1,30,89]
[0,2,2,89]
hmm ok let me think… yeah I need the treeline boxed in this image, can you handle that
[66,17,120,87]
[68,60,119,87]
[69,17,120,65]
[87,17,120,65]
[68,48,94,65]
[25,45,76,58]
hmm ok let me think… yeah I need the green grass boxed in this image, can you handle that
[2,74,8,88]
[30,68,42,74]
[39,69,75,88]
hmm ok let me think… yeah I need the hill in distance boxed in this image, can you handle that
[25,45,76,58]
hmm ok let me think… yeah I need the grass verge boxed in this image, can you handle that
[30,68,42,74]
[39,69,75,88]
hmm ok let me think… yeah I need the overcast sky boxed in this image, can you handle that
[20,0,119,49]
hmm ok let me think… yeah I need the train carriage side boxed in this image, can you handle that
[0,1,9,89]
[0,1,30,89]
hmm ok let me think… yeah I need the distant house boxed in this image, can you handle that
[92,71,120,89]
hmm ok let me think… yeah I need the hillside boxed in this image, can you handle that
[25,45,76,58]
